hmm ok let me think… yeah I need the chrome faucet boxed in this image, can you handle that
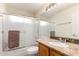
[59,38,66,43]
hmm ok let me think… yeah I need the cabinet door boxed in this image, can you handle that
[50,49,63,56]
[38,43,49,56]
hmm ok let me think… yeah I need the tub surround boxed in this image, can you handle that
[37,39,79,56]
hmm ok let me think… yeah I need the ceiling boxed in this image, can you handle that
[6,3,50,17]
[40,3,77,20]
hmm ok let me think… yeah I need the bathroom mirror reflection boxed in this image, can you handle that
[48,3,79,43]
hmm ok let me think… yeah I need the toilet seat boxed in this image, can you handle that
[26,46,38,55]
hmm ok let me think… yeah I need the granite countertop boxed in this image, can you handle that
[37,39,79,56]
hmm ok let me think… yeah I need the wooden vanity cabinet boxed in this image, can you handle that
[50,49,64,56]
[38,43,65,56]
[38,43,49,56]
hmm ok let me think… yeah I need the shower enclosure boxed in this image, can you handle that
[1,14,52,51]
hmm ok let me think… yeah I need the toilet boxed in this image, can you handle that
[26,46,38,56]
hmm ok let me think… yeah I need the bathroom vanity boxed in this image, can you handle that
[38,42,65,56]
[37,39,79,56]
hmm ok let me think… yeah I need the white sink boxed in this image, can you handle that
[48,40,69,48]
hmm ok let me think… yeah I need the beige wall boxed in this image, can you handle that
[0,3,37,56]
[0,3,6,13]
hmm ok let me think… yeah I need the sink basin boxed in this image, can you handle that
[48,40,69,48]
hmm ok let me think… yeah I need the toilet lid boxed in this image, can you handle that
[27,46,38,52]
